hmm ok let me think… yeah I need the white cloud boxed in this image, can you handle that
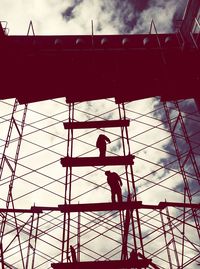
[0,0,188,34]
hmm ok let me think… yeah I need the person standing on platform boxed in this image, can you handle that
[105,170,123,202]
[70,245,77,263]
[96,134,111,157]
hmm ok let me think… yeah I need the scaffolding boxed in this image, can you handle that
[0,97,199,269]
[0,2,200,267]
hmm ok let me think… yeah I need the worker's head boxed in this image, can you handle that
[105,171,111,176]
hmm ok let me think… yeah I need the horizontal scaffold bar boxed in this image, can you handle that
[0,206,59,214]
[59,201,143,212]
[59,201,200,212]
[63,119,130,129]
[60,155,135,167]
[0,202,199,214]
[51,258,151,269]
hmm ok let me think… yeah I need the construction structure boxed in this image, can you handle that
[0,0,200,268]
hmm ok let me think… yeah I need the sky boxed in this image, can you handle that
[0,0,200,269]
[0,0,188,35]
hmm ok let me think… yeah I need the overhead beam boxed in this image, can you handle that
[0,34,199,104]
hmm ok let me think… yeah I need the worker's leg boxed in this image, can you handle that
[111,191,116,202]
[117,190,122,202]
[99,144,106,157]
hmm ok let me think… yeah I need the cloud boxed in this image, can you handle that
[61,0,188,34]
[153,98,200,204]
[0,0,188,34]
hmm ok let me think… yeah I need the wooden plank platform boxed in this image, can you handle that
[58,201,200,214]
[51,258,151,269]
[0,202,198,214]
[60,155,135,167]
[58,201,143,213]
[58,201,200,213]
[63,119,130,129]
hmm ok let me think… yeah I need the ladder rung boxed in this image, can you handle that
[60,155,135,167]
[59,201,143,213]
[63,119,130,129]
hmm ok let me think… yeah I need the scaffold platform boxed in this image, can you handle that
[51,258,152,269]
[60,155,135,167]
[0,201,198,214]
[59,201,143,212]
[63,119,130,129]
[58,201,200,212]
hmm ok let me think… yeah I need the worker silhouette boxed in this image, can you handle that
[129,249,138,262]
[105,171,123,202]
[96,134,111,157]
[70,245,77,263]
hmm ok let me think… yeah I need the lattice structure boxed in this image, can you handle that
[0,97,199,269]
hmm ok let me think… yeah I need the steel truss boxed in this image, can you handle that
[0,98,199,268]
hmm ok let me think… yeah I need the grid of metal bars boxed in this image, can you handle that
[0,98,199,268]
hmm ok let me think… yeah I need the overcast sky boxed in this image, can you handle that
[1,1,200,269]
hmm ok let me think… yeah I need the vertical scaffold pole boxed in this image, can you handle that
[25,212,40,269]
[77,209,81,262]
[61,102,74,262]
[163,100,200,268]
[118,103,144,260]
[163,101,200,240]
[0,99,28,268]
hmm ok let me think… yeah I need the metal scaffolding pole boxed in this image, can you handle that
[0,99,28,269]
[163,101,200,240]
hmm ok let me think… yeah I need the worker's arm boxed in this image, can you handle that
[104,135,111,143]
[118,176,123,186]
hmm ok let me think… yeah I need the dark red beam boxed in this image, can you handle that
[51,258,151,269]
[0,33,199,104]
[63,119,130,129]
[60,155,135,167]
[0,202,199,214]
[59,201,200,212]
[0,206,59,214]
[59,202,143,212]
